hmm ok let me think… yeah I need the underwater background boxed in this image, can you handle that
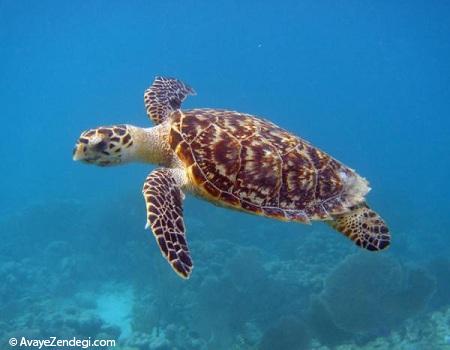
[1,1,450,349]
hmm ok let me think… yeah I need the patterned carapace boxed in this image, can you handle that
[169,109,365,222]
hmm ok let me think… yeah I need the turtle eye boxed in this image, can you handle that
[93,139,108,152]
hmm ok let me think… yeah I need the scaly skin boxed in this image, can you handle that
[73,122,175,167]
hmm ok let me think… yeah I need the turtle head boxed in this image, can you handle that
[73,125,135,166]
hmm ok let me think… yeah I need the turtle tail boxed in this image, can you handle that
[327,203,390,251]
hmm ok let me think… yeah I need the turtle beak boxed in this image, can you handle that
[72,134,107,163]
[72,143,85,161]
[73,136,91,161]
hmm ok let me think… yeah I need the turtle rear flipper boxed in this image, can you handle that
[328,204,390,251]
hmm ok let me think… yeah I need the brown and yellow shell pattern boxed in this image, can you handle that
[169,109,365,222]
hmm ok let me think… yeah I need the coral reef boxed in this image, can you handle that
[259,315,311,350]
[427,257,450,309]
[318,254,435,339]
[0,296,122,347]
[317,306,450,350]
[0,196,449,350]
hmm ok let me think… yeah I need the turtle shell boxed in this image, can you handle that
[168,109,369,222]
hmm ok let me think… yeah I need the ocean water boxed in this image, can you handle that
[1,1,450,349]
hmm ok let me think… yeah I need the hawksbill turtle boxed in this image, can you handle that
[73,76,390,279]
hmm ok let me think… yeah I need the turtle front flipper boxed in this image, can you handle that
[144,76,196,125]
[328,204,390,251]
[142,168,193,278]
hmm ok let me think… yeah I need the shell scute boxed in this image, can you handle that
[219,191,240,206]
[317,164,345,200]
[177,141,195,166]
[203,179,221,198]
[214,112,258,140]
[168,128,183,149]
[259,121,300,155]
[307,145,330,169]
[279,148,316,209]
[180,110,214,143]
[262,207,286,219]
[189,123,240,192]
[241,200,263,214]
[233,137,281,206]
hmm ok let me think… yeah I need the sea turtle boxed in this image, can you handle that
[73,76,390,279]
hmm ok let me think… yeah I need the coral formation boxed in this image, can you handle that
[319,254,435,338]
[427,257,450,309]
[259,315,311,350]
[0,197,447,349]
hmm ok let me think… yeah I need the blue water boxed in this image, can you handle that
[1,1,450,349]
